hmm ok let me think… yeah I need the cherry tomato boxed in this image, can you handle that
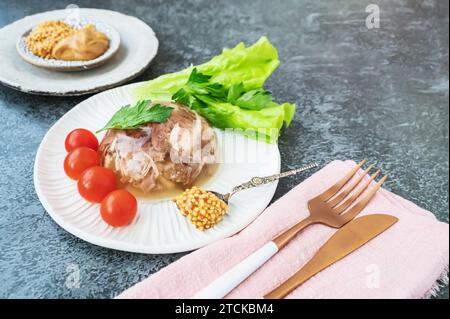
[64,147,100,180]
[65,128,99,152]
[100,190,137,227]
[78,166,117,203]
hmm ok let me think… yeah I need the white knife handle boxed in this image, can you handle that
[192,241,279,299]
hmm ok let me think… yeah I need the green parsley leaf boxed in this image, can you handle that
[185,68,228,98]
[171,88,191,106]
[235,89,273,110]
[187,68,211,84]
[205,82,228,99]
[172,68,273,111]
[96,100,173,133]
[186,82,210,95]
[227,82,245,104]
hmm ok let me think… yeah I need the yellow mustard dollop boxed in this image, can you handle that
[52,24,109,61]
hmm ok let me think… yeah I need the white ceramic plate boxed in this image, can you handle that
[0,9,158,96]
[34,83,280,254]
[16,18,121,71]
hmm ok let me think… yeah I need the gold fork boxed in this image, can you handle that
[273,159,387,248]
[192,160,387,299]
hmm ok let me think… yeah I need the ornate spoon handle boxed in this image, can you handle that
[230,162,318,196]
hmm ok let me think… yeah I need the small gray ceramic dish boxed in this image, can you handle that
[16,18,120,72]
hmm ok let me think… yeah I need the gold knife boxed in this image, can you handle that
[264,214,398,299]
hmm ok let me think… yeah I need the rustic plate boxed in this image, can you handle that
[16,18,121,72]
[33,83,281,254]
[0,8,158,96]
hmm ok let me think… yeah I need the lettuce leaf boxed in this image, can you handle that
[194,96,295,141]
[133,37,296,142]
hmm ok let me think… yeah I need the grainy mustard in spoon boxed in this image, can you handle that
[174,186,227,231]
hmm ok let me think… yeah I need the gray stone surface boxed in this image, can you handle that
[0,0,448,299]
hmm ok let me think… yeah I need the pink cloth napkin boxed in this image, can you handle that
[117,160,449,299]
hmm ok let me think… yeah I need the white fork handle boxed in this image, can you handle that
[192,241,279,299]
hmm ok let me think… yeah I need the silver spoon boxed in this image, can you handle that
[209,162,319,204]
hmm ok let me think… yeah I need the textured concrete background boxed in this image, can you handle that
[0,0,448,298]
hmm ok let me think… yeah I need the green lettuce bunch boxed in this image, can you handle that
[133,37,295,142]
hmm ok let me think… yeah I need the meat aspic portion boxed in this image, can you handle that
[99,102,217,193]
